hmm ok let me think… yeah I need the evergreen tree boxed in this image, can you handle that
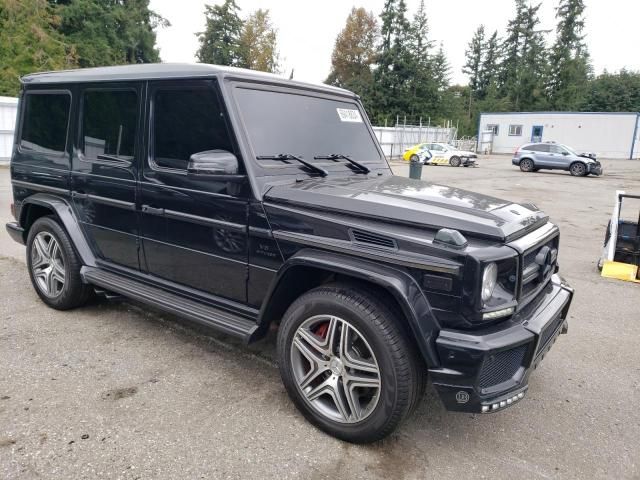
[196,0,243,66]
[238,9,279,73]
[53,0,167,68]
[406,0,438,119]
[584,69,640,112]
[462,25,485,100]
[372,0,413,123]
[478,30,500,99]
[498,0,548,110]
[432,43,450,92]
[0,0,76,96]
[547,0,591,110]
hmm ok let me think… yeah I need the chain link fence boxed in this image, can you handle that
[372,123,463,160]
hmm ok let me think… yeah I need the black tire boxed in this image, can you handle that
[26,216,93,310]
[410,154,420,162]
[277,283,424,443]
[449,156,461,167]
[570,161,587,177]
[519,158,535,172]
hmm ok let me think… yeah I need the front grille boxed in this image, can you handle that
[478,344,527,389]
[521,235,559,298]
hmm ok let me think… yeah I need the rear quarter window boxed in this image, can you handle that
[20,92,70,153]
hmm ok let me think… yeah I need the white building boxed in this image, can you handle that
[0,96,18,163]
[477,112,640,159]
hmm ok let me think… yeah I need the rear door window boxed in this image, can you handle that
[20,92,70,153]
[81,90,138,162]
[527,144,550,152]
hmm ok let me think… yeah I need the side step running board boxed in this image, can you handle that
[81,267,258,342]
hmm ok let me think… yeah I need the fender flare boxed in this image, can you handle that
[19,193,96,267]
[257,248,441,367]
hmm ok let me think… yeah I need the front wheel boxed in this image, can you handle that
[449,156,461,167]
[570,162,587,177]
[409,154,420,162]
[277,284,424,443]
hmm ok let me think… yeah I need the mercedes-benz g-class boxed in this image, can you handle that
[6,64,573,443]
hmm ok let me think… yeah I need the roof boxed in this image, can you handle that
[480,111,640,116]
[20,63,353,97]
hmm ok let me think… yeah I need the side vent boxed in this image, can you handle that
[350,229,398,250]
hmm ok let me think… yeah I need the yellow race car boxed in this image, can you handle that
[402,142,477,167]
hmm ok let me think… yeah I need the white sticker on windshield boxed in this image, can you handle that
[336,108,363,123]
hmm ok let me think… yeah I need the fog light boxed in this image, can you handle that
[483,307,515,320]
[482,405,489,413]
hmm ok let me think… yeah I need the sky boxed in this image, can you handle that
[150,0,640,86]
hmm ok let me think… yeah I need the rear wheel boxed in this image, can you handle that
[26,216,93,310]
[570,162,587,177]
[449,156,461,167]
[277,284,424,443]
[519,158,535,172]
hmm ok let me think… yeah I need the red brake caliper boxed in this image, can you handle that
[313,322,329,340]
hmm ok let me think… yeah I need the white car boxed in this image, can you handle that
[408,142,478,167]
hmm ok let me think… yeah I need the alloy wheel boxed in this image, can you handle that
[31,231,66,297]
[571,163,586,176]
[290,315,381,424]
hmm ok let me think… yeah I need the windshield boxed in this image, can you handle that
[233,87,385,175]
[561,144,578,156]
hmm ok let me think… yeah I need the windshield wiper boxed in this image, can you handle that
[256,154,328,177]
[314,154,370,174]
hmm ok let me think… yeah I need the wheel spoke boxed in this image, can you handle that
[292,337,329,389]
[345,371,381,389]
[340,377,360,421]
[305,377,334,402]
[47,238,59,259]
[297,327,331,357]
[51,260,65,283]
[34,234,49,261]
[46,268,59,295]
[331,379,351,421]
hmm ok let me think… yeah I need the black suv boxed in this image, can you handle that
[6,64,573,443]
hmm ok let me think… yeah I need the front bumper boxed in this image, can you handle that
[429,274,573,414]
[6,222,25,245]
[461,156,477,166]
[588,162,603,176]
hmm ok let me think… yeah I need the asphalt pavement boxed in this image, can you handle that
[1,157,639,479]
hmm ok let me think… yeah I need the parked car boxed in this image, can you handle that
[512,142,603,176]
[6,64,573,443]
[403,142,477,167]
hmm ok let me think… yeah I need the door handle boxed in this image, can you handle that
[141,204,165,216]
[72,191,89,200]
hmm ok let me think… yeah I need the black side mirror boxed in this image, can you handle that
[187,150,243,179]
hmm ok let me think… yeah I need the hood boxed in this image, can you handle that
[264,176,548,242]
[455,150,477,156]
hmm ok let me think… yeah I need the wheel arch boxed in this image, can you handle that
[19,194,96,267]
[255,248,440,367]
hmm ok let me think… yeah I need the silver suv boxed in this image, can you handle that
[512,142,603,176]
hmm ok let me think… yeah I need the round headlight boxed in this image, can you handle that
[481,262,498,303]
